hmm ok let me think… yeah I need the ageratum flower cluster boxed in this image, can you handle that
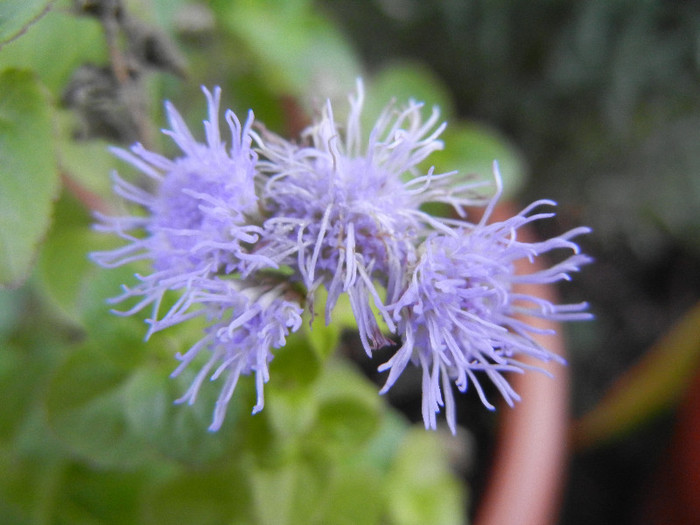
[93,82,591,433]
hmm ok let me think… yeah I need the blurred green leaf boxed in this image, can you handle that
[123,363,237,465]
[56,113,116,200]
[0,69,59,288]
[263,333,324,444]
[45,342,152,469]
[128,0,192,34]
[316,465,385,525]
[0,447,67,525]
[364,62,455,127]
[358,411,409,473]
[33,196,151,352]
[78,265,156,349]
[386,429,466,525]
[430,122,527,200]
[54,464,152,525]
[249,456,331,525]
[310,362,382,454]
[0,2,106,93]
[310,287,357,339]
[1,368,74,523]
[306,313,343,362]
[0,287,26,341]
[268,330,323,389]
[249,462,302,525]
[264,383,318,447]
[0,342,38,443]
[0,0,53,47]
[0,307,70,447]
[248,439,387,525]
[249,452,387,525]
[216,0,360,101]
[143,465,253,525]
[36,225,101,325]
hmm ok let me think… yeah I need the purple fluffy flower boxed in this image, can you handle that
[92,87,293,430]
[170,281,303,431]
[93,81,592,434]
[380,167,592,434]
[258,81,487,353]
[92,86,267,335]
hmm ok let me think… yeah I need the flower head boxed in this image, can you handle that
[170,280,302,431]
[380,167,592,433]
[92,86,267,334]
[94,82,591,434]
[258,81,487,352]
[92,87,292,430]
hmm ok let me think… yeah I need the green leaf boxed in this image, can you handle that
[33,198,156,350]
[33,191,100,327]
[54,464,152,525]
[310,363,382,454]
[246,390,398,525]
[55,111,116,200]
[36,225,99,325]
[365,62,455,126]
[0,445,67,525]
[430,122,528,200]
[0,4,106,93]
[45,343,152,469]
[268,330,322,389]
[248,448,386,525]
[0,69,59,288]
[249,457,329,525]
[0,0,53,47]
[142,466,254,525]
[123,363,238,465]
[359,411,409,473]
[0,313,69,446]
[219,0,360,100]
[0,287,26,341]
[386,429,466,525]
[0,342,37,443]
[307,287,355,361]
[33,206,153,364]
[306,314,343,362]
[262,333,324,443]
[0,367,74,523]
[249,463,300,525]
[316,466,385,525]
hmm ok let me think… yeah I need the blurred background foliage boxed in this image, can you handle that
[1,0,699,524]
